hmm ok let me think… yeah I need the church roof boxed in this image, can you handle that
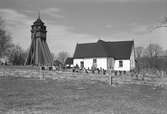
[73,40,134,59]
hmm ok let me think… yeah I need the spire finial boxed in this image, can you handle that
[38,11,40,19]
[98,36,102,41]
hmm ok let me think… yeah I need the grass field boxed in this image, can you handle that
[0,66,167,114]
[0,76,167,114]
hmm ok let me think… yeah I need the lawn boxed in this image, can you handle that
[0,77,167,114]
[0,66,167,114]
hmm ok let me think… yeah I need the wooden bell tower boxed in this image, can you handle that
[25,13,53,66]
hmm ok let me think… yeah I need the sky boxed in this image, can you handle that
[0,0,167,56]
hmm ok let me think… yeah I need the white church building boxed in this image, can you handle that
[73,40,135,71]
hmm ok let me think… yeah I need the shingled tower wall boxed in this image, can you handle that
[25,14,53,66]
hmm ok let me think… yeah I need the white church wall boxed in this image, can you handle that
[83,58,93,69]
[73,58,107,69]
[73,58,92,68]
[96,58,107,70]
[73,59,84,68]
[74,58,131,71]
[114,60,130,71]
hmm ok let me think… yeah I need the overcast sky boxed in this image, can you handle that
[0,0,167,56]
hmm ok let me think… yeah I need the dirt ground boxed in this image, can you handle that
[0,75,167,114]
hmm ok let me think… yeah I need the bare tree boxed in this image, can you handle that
[51,52,56,60]
[161,16,167,25]
[164,50,167,56]
[8,44,27,65]
[56,51,69,64]
[136,43,167,72]
[135,46,144,58]
[144,44,162,58]
[142,44,163,70]
[0,17,12,57]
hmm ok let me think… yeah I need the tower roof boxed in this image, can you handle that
[33,12,44,26]
[33,18,44,25]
